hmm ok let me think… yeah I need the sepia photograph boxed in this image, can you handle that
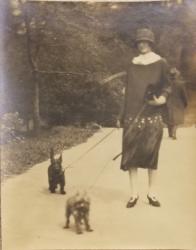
[1,0,196,249]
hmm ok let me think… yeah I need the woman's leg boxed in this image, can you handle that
[128,167,138,198]
[147,169,161,206]
[148,169,158,197]
[126,167,139,208]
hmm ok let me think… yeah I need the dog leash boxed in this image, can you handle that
[112,103,147,161]
[87,104,148,190]
[64,127,117,170]
[87,157,113,190]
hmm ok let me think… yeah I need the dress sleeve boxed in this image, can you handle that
[160,59,172,99]
[118,71,128,123]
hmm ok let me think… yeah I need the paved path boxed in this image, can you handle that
[1,127,196,250]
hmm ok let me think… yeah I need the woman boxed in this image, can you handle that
[165,67,188,139]
[117,28,171,208]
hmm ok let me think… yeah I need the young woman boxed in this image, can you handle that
[117,28,171,208]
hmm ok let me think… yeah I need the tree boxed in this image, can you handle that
[8,0,41,134]
[3,0,196,129]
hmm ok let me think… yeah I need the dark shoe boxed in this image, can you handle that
[126,196,139,208]
[147,195,161,207]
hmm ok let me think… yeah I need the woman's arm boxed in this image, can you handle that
[148,59,171,106]
[117,72,129,127]
[160,59,172,98]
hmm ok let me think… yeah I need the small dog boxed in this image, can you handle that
[64,191,93,234]
[48,148,66,194]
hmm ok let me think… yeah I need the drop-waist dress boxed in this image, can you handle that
[120,58,171,170]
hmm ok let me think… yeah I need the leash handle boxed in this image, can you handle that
[113,152,122,161]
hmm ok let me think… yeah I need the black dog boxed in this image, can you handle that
[64,192,93,234]
[48,148,66,194]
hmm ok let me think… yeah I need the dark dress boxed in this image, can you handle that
[120,58,171,170]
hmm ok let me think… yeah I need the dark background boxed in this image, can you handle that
[1,0,196,131]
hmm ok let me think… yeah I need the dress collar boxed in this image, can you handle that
[132,52,161,65]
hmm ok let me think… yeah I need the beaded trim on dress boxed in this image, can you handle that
[132,52,161,65]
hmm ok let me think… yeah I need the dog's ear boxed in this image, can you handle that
[50,148,55,164]
[58,153,62,163]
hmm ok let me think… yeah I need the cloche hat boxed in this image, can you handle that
[135,28,155,43]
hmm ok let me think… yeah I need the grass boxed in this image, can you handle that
[1,125,97,181]
[1,90,196,182]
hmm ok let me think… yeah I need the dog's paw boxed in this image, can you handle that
[87,228,93,232]
[76,231,83,234]
[61,190,66,195]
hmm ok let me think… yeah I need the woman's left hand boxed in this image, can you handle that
[148,95,166,106]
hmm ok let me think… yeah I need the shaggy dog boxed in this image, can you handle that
[64,191,93,234]
[48,148,66,194]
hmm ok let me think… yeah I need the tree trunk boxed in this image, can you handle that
[33,73,40,134]
[21,2,41,134]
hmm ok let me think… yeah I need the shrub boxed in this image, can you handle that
[0,112,24,144]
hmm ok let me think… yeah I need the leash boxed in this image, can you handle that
[87,157,113,190]
[112,103,147,161]
[64,127,117,170]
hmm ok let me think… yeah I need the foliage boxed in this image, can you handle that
[0,112,24,144]
[40,75,124,126]
[1,125,97,180]
[3,1,196,130]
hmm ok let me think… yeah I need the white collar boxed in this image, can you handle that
[132,52,161,65]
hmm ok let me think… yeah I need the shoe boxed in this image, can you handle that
[126,196,139,208]
[147,195,161,207]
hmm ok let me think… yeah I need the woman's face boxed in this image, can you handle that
[137,41,152,54]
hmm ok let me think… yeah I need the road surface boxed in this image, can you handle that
[1,127,196,250]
